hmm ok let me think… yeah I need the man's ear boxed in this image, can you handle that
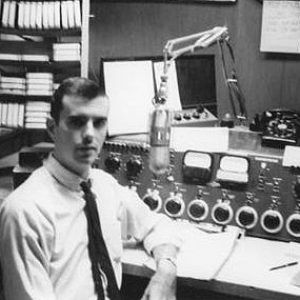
[46,117,56,141]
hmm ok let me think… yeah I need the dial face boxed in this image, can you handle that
[183,152,212,169]
[219,156,249,173]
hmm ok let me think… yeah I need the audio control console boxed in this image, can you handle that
[95,135,300,243]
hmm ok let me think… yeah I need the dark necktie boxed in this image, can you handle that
[80,180,121,300]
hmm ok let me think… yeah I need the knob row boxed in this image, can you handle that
[142,193,300,237]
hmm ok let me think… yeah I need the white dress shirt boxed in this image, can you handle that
[0,154,181,300]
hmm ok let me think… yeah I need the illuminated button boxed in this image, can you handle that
[260,210,283,234]
[235,206,258,229]
[211,201,233,225]
[187,199,209,221]
[286,213,300,237]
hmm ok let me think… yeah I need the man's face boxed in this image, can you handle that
[49,95,109,177]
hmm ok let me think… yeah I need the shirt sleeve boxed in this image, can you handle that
[0,197,56,300]
[118,185,183,255]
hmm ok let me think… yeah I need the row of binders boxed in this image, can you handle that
[0,100,50,129]
[0,42,81,62]
[0,72,60,96]
[0,0,81,30]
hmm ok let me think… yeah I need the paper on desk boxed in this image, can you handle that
[170,127,229,153]
[144,223,241,280]
[217,237,300,296]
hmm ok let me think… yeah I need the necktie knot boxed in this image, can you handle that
[80,179,92,195]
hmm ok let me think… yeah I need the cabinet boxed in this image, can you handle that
[0,0,89,154]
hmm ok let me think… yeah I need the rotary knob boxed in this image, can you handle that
[164,193,185,218]
[126,158,143,178]
[286,213,300,237]
[187,199,209,221]
[235,206,258,229]
[211,201,233,225]
[142,189,162,212]
[260,209,283,234]
[104,155,121,173]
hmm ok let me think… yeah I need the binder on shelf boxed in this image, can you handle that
[61,1,69,29]
[1,103,8,126]
[8,0,17,28]
[18,103,25,127]
[1,0,10,28]
[25,111,49,118]
[24,123,47,129]
[26,90,52,96]
[74,0,81,28]
[0,103,2,126]
[54,1,61,29]
[21,54,50,61]
[18,1,25,29]
[23,1,31,29]
[29,1,37,29]
[66,0,75,29]
[47,1,55,29]
[42,1,49,29]
[7,102,14,127]
[12,103,19,128]
[0,53,21,60]
[36,1,43,30]
[52,42,81,50]
[26,72,53,80]
[0,77,26,85]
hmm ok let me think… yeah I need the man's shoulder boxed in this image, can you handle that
[1,166,52,212]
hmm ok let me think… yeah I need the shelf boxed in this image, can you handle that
[0,94,52,101]
[0,60,80,67]
[0,0,89,154]
[0,27,81,37]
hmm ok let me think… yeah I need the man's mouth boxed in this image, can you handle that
[77,146,97,153]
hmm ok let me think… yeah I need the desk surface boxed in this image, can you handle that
[122,235,300,300]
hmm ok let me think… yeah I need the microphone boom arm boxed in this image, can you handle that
[155,26,229,105]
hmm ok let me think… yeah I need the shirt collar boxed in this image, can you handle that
[44,154,91,192]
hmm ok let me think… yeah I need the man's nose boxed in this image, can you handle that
[82,120,95,142]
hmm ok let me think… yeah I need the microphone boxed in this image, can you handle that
[149,104,172,176]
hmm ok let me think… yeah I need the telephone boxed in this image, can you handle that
[260,109,300,148]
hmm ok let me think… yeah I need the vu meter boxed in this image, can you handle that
[216,155,249,186]
[182,151,213,184]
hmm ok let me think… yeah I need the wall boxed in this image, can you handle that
[88,0,300,120]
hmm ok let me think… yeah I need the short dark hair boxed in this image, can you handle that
[51,77,104,123]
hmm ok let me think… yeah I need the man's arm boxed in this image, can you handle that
[0,199,56,300]
[141,243,178,300]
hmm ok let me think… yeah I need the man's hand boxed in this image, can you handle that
[141,243,178,300]
[141,258,177,300]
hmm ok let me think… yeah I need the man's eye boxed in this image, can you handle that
[67,117,87,128]
[93,118,107,128]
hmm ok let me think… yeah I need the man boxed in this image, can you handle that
[0,77,181,300]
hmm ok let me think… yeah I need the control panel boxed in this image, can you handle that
[171,107,218,127]
[95,138,300,243]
